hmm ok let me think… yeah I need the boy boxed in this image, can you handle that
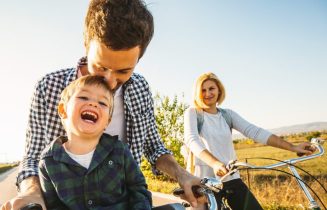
[38,75,152,210]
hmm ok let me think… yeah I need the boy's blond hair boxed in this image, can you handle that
[193,72,226,109]
[60,75,114,120]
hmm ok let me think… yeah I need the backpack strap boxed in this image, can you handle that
[195,109,204,134]
[218,108,233,132]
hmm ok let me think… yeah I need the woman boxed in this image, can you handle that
[183,72,314,210]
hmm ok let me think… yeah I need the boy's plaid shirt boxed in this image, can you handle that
[39,134,152,210]
[18,57,172,185]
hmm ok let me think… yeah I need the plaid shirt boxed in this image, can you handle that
[39,134,152,210]
[18,57,172,184]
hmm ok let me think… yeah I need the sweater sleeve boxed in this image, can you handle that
[183,107,207,156]
[228,109,272,144]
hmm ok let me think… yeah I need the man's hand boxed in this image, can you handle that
[1,176,46,210]
[1,194,45,210]
[176,170,202,207]
[156,154,205,207]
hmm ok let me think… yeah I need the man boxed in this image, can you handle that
[1,0,200,209]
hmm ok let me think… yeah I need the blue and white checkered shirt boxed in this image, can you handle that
[17,57,172,185]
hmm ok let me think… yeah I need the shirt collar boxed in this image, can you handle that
[50,134,119,172]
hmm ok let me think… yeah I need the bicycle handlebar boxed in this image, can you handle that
[219,138,325,183]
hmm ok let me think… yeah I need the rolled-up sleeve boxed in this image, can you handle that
[17,80,47,186]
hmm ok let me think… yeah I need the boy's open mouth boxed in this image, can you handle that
[81,111,98,123]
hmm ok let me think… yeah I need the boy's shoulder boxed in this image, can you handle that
[40,136,68,159]
[99,133,126,149]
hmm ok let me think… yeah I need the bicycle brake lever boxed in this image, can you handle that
[226,159,237,171]
[201,177,223,193]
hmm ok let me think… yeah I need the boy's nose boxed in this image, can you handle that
[89,101,98,107]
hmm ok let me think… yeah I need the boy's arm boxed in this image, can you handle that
[124,146,152,210]
[38,161,65,209]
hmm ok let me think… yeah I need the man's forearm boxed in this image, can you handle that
[19,176,42,195]
[155,154,185,181]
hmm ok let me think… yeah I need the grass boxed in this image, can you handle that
[0,163,18,174]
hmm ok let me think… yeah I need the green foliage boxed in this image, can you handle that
[306,131,321,141]
[141,94,188,181]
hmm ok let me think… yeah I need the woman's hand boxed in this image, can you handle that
[292,142,316,156]
[212,161,228,177]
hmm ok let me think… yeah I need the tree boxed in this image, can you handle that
[141,93,188,180]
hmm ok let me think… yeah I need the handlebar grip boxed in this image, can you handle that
[20,203,43,210]
[172,185,203,198]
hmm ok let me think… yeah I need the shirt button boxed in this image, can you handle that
[108,160,113,165]
[88,200,93,205]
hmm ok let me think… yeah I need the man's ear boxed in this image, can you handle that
[58,102,67,119]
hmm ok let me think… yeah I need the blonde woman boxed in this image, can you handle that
[183,72,314,210]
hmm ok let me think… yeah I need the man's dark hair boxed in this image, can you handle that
[84,0,154,59]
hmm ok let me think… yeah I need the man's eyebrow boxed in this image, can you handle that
[96,64,133,72]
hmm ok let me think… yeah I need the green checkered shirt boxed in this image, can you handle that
[39,133,152,210]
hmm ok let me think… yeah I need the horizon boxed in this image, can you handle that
[0,0,326,162]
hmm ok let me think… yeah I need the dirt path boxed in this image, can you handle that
[0,167,18,205]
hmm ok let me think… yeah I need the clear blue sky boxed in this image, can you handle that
[0,0,326,162]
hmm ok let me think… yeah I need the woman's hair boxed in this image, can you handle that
[193,72,226,109]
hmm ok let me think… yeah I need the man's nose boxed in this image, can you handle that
[105,72,118,90]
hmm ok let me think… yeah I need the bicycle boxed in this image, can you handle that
[173,138,326,210]
[20,138,326,210]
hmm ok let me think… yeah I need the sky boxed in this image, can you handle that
[0,0,326,162]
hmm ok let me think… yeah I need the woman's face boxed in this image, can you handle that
[201,79,219,107]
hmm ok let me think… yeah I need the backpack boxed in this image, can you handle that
[181,108,233,174]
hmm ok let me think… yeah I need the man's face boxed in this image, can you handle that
[87,40,140,91]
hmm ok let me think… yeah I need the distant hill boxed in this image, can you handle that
[233,122,327,140]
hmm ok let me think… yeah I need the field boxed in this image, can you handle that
[146,132,327,209]
[0,163,18,174]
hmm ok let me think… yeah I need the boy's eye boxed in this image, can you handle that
[77,96,88,101]
[99,101,108,107]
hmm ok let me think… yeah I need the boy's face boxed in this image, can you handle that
[59,84,111,138]
[87,40,140,92]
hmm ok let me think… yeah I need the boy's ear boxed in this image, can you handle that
[58,102,67,119]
